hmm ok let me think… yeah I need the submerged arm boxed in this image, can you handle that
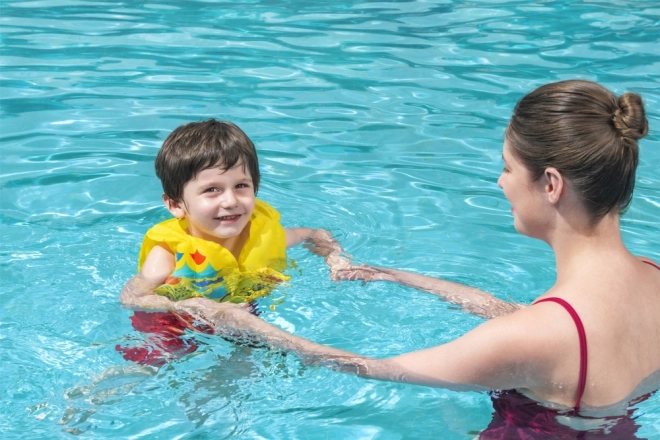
[336,265,522,319]
[119,244,176,310]
[176,299,535,392]
[175,300,464,388]
[120,276,176,310]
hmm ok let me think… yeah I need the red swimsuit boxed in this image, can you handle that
[534,297,588,410]
[480,260,659,439]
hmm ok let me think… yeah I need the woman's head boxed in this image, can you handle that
[505,80,648,223]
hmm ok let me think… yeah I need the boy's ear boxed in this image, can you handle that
[543,167,564,205]
[163,194,186,219]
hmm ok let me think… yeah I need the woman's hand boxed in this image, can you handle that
[174,297,218,314]
[175,298,294,349]
[325,254,353,281]
[301,228,357,281]
[333,265,396,283]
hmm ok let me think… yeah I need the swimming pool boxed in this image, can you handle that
[1,0,659,437]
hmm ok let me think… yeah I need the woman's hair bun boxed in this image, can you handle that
[613,93,649,141]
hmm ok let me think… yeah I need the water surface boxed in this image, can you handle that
[1,0,659,438]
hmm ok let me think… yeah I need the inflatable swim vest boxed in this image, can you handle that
[137,199,289,302]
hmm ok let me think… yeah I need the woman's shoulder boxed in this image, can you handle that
[467,302,578,356]
[436,304,577,391]
[636,256,660,270]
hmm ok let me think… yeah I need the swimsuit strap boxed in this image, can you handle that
[642,260,660,271]
[533,297,587,411]
[529,261,656,410]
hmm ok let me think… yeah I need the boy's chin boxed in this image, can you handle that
[191,228,243,243]
[213,224,249,239]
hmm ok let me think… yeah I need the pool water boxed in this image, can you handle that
[1,0,659,438]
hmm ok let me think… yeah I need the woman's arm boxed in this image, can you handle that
[119,244,177,310]
[176,299,544,392]
[335,265,522,319]
[285,228,351,278]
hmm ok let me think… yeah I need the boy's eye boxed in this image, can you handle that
[205,187,220,193]
[236,183,250,189]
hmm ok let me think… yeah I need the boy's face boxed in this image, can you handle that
[165,162,256,245]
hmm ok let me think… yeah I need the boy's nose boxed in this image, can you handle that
[220,190,238,208]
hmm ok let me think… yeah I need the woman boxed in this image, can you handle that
[177,80,658,437]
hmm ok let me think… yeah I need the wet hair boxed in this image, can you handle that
[155,119,260,201]
[506,80,648,222]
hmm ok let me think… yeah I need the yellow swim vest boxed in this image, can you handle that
[137,199,289,302]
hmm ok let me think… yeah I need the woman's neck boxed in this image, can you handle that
[548,214,629,284]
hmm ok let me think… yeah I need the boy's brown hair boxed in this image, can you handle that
[155,119,260,201]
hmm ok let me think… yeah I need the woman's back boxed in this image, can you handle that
[482,256,660,439]
[527,251,660,408]
[584,257,660,404]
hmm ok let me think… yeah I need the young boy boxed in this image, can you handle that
[118,119,347,366]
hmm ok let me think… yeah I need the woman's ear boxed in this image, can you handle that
[543,167,564,204]
[163,194,186,219]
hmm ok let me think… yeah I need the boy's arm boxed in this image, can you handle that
[285,227,316,248]
[285,228,350,278]
[119,244,177,310]
[336,265,522,319]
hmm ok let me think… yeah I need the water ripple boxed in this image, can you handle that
[1,0,659,438]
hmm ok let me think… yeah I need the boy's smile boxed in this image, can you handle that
[165,162,256,247]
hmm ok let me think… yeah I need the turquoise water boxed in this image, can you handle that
[1,0,659,438]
